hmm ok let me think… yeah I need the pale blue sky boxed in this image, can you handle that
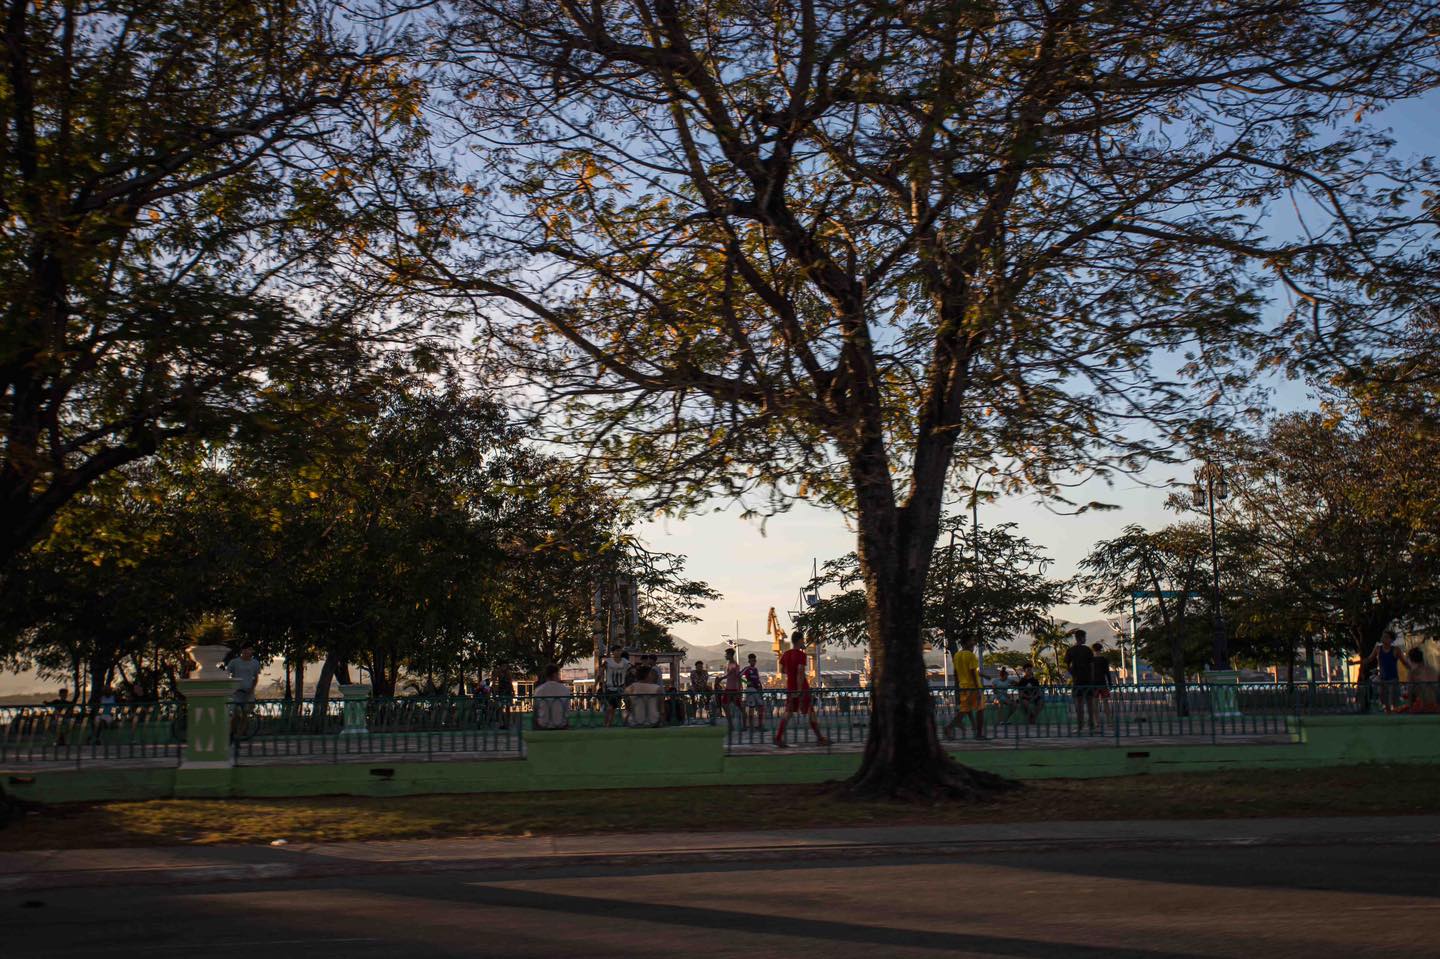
[649,94,1440,647]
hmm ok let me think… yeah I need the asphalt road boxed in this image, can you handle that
[5,843,1434,959]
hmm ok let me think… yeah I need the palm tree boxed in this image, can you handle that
[1029,619,1070,684]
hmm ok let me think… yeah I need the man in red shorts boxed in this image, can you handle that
[774,630,830,748]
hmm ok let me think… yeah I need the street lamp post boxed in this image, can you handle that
[1192,461,1242,719]
[967,469,996,669]
[1192,462,1230,670]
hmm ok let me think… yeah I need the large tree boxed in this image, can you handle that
[421,0,1439,796]
[0,0,427,564]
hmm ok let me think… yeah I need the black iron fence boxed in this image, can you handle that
[4,680,1434,765]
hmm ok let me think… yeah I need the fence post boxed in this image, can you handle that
[179,644,237,769]
[339,683,371,735]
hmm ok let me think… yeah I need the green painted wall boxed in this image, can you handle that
[6,716,1439,804]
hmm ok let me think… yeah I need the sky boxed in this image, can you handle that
[646,459,1220,648]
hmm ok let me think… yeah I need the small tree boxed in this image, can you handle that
[1080,524,1219,712]
[797,518,1069,655]
[1225,392,1440,673]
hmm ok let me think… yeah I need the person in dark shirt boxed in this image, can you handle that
[1014,664,1043,723]
[1365,631,1403,713]
[1091,642,1112,726]
[1064,629,1096,733]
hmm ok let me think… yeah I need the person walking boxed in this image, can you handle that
[943,637,985,740]
[773,631,830,748]
[225,644,262,705]
[1064,629,1096,733]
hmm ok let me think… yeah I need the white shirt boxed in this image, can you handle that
[625,682,662,726]
[602,657,628,690]
[227,657,261,690]
[533,680,571,729]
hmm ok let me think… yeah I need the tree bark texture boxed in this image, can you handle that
[844,449,1010,799]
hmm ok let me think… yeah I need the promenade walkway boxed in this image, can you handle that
[4,815,1437,892]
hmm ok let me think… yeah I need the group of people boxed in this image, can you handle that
[943,628,1115,740]
[1364,631,1438,714]
[534,632,830,746]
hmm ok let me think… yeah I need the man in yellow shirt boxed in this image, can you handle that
[943,637,985,740]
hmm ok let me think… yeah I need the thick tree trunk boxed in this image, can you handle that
[311,653,344,728]
[843,453,1009,800]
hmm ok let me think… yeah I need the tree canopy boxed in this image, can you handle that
[1,363,717,701]
[0,0,430,565]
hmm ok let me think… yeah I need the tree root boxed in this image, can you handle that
[839,757,1017,803]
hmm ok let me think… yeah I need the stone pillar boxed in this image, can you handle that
[339,683,371,735]
[179,678,238,768]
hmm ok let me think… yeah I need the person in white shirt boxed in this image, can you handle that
[625,667,663,727]
[600,646,628,727]
[532,664,571,730]
[226,645,262,704]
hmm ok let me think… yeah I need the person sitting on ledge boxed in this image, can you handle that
[626,667,663,727]
[532,664,571,730]
[1404,647,1438,713]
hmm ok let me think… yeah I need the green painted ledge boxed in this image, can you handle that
[5,716,1439,804]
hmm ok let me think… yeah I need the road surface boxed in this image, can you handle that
[5,842,1431,958]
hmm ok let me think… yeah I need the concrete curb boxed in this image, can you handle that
[7,829,1440,892]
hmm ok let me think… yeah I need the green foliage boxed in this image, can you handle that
[984,650,1034,670]
[796,518,1070,652]
[0,359,719,699]
[0,0,430,563]
[1223,387,1440,662]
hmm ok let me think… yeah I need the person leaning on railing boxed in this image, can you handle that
[532,664,571,730]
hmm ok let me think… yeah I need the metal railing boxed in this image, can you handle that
[5,680,1435,765]
[0,701,183,763]
[231,695,523,762]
